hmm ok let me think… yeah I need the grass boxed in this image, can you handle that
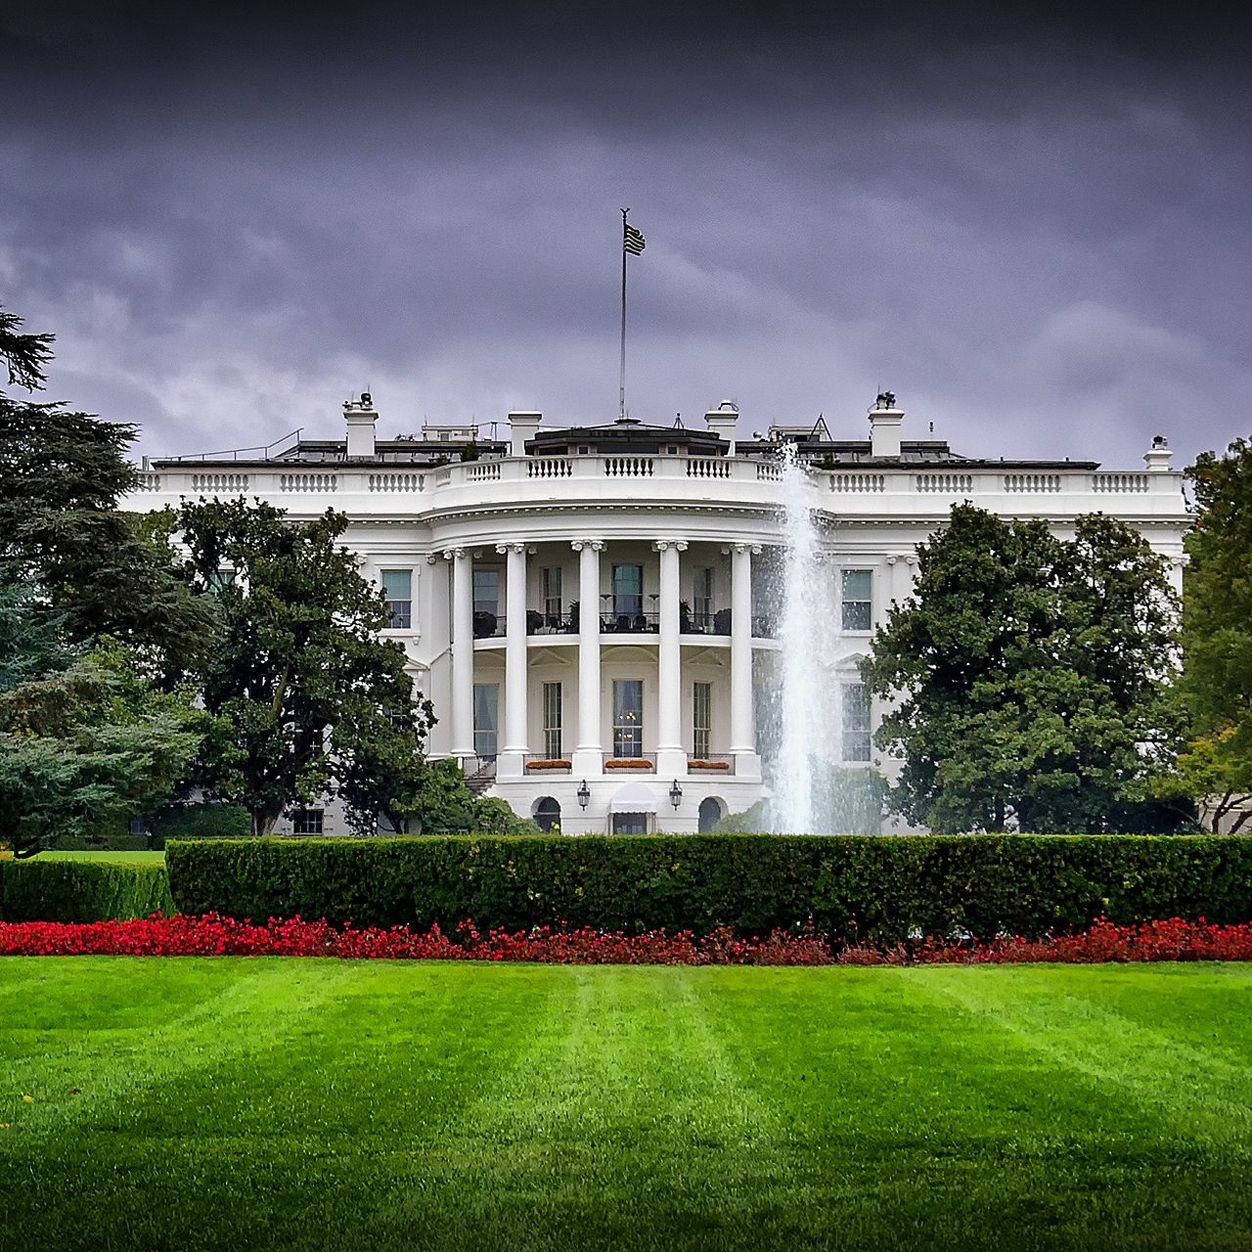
[36,850,166,865]
[2,962,1250,1251]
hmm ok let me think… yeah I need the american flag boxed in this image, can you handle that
[623,222,646,255]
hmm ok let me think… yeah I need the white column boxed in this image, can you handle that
[573,539,604,775]
[729,542,761,778]
[497,542,528,779]
[654,539,686,775]
[446,548,474,759]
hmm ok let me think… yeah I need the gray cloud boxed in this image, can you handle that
[2,2,1250,467]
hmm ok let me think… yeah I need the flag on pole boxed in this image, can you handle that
[623,222,646,255]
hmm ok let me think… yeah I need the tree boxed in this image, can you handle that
[0,306,213,677]
[0,583,207,857]
[1174,439,1252,831]
[862,503,1183,833]
[174,497,437,835]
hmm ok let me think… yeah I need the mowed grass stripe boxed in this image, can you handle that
[1,961,1251,1252]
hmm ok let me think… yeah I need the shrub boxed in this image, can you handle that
[0,859,173,922]
[167,833,1252,941]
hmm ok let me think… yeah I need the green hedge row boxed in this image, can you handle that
[166,834,1252,941]
[0,860,173,923]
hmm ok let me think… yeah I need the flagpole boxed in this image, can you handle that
[619,208,629,420]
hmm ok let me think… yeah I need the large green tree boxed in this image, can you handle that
[0,583,207,857]
[173,497,438,835]
[0,306,213,676]
[862,504,1183,833]
[1173,439,1252,831]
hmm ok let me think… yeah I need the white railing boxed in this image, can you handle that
[190,472,249,493]
[369,472,425,492]
[280,473,337,492]
[465,462,501,482]
[137,472,162,492]
[687,457,731,478]
[529,459,573,478]
[1004,473,1061,493]
[830,472,885,493]
[604,456,654,477]
[756,462,782,482]
[915,473,973,493]
[1093,473,1149,493]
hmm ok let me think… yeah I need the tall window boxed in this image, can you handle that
[473,683,499,760]
[612,564,643,618]
[207,567,236,595]
[841,682,872,762]
[291,808,323,835]
[543,682,563,758]
[692,681,712,758]
[381,569,412,629]
[841,570,872,632]
[612,679,643,757]
[542,567,563,625]
[693,567,713,623]
[473,569,500,616]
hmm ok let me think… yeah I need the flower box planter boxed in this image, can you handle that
[525,759,572,771]
[688,759,730,771]
[605,759,654,771]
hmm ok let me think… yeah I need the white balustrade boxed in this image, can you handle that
[1093,473,1149,493]
[756,462,781,482]
[604,456,654,477]
[190,472,249,493]
[528,459,572,478]
[687,458,730,479]
[1004,473,1061,493]
[368,472,425,492]
[279,473,337,492]
[830,472,885,493]
[914,473,973,493]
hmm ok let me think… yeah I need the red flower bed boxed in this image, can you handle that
[1,915,1251,964]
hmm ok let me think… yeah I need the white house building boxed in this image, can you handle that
[126,395,1189,835]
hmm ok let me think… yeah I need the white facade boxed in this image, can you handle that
[127,399,1189,834]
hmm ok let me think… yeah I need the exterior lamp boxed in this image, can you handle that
[577,780,591,809]
[669,780,682,809]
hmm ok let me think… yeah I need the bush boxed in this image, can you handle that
[0,859,173,922]
[149,803,251,843]
[167,833,1252,941]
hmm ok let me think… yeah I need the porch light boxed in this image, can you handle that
[577,779,591,809]
[669,779,682,809]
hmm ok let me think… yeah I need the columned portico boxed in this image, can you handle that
[729,542,761,778]
[572,539,604,774]
[497,541,529,779]
[445,547,474,757]
[654,539,687,775]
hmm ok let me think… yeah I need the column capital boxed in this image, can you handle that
[495,542,526,555]
[425,553,439,565]
[652,539,689,552]
[571,539,605,552]
[885,555,898,566]
[442,547,466,561]
[724,542,761,556]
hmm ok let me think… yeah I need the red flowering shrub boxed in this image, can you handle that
[2,915,1251,964]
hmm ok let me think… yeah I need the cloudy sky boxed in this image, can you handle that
[2,2,1250,467]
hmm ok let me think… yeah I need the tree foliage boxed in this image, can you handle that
[0,306,213,677]
[173,497,437,835]
[1175,440,1252,831]
[0,583,207,857]
[862,504,1184,833]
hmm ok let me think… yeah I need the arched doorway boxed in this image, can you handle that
[533,797,561,833]
[698,796,724,833]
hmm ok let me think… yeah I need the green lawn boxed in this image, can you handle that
[2,962,1250,1251]
[36,849,166,865]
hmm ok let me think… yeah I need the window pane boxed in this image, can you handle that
[543,682,562,758]
[612,679,643,757]
[612,564,643,617]
[542,567,562,620]
[841,682,872,762]
[841,569,872,631]
[472,569,499,614]
[473,683,499,759]
[693,681,712,759]
[381,569,412,629]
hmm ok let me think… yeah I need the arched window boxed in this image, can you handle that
[698,797,724,833]
[533,796,561,833]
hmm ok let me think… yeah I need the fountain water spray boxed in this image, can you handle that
[767,444,841,832]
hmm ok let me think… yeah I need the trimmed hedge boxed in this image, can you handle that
[167,834,1252,941]
[0,860,173,923]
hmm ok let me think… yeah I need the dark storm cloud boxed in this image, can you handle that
[2,1,1251,465]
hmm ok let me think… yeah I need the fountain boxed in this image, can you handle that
[766,444,838,831]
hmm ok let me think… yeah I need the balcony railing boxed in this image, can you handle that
[605,752,657,771]
[680,608,732,635]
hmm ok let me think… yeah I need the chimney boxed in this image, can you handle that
[704,401,739,456]
[344,392,378,458]
[1144,434,1173,473]
[868,391,903,458]
[508,410,542,457]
